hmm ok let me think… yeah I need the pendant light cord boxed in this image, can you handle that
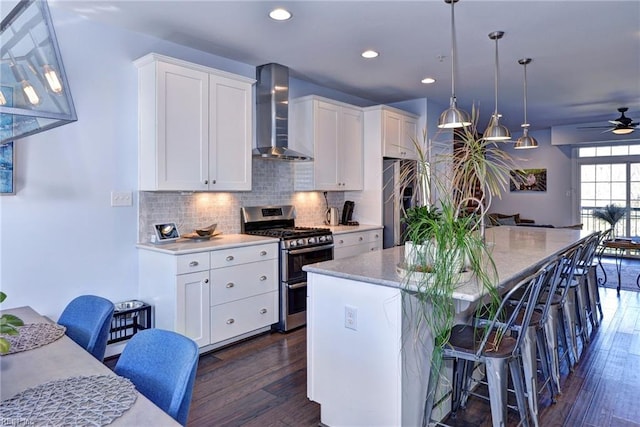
[493,38,499,115]
[450,0,456,99]
[523,62,528,126]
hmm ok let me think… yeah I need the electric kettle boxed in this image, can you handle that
[326,208,339,226]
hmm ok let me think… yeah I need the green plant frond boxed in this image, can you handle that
[0,292,6,303]
[592,204,626,226]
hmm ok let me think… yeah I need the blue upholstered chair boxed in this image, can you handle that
[58,295,114,361]
[114,328,199,426]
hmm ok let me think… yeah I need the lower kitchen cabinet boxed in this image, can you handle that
[139,240,278,352]
[333,228,382,260]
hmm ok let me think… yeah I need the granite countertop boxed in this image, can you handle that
[304,226,593,303]
[136,233,279,255]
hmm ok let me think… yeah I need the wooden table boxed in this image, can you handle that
[0,306,180,426]
[602,238,640,294]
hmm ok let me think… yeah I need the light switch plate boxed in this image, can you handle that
[111,191,132,207]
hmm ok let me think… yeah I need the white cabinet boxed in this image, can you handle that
[135,53,254,191]
[291,95,364,191]
[138,241,278,352]
[333,228,382,260]
[366,106,419,160]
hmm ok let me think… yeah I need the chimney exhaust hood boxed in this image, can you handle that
[254,63,311,161]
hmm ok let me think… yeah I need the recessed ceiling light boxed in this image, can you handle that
[269,8,292,21]
[421,77,436,84]
[361,50,379,59]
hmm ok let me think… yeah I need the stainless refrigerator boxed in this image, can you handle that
[382,159,417,249]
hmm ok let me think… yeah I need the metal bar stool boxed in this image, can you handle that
[423,264,548,427]
[568,232,601,346]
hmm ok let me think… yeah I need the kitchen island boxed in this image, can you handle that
[304,226,592,427]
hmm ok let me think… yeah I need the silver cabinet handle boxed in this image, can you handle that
[260,250,267,256]
[259,308,267,314]
[226,318,234,325]
[260,275,267,281]
[226,282,234,288]
[204,278,209,284]
[226,255,234,261]
[189,261,199,267]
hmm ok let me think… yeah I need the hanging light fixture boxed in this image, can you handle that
[483,31,510,141]
[438,0,471,129]
[514,58,538,149]
[0,0,77,145]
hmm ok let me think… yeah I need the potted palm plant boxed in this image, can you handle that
[592,204,626,236]
[392,108,515,424]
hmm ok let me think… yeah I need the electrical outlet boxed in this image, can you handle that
[111,191,133,207]
[345,305,357,330]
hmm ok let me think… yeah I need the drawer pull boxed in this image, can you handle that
[260,275,267,281]
[204,180,208,184]
[375,234,379,238]
[189,261,199,267]
[339,239,344,244]
[259,308,267,314]
[359,237,363,241]
[226,255,234,262]
[226,282,234,288]
[260,250,267,256]
[204,278,209,284]
[226,318,235,325]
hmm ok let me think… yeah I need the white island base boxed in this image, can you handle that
[305,227,591,426]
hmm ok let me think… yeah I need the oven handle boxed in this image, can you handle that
[288,282,307,290]
[286,244,334,256]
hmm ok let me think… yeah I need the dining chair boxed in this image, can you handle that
[57,294,114,361]
[114,328,199,426]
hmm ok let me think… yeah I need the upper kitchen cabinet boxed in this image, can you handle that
[366,106,419,160]
[291,95,364,191]
[135,53,254,191]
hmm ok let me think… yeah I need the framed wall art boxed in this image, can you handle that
[510,168,547,192]
[0,141,15,195]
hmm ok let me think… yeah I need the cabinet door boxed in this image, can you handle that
[176,270,210,347]
[401,114,419,160]
[156,62,209,191]
[209,74,252,191]
[339,106,364,190]
[313,101,340,190]
[382,110,403,158]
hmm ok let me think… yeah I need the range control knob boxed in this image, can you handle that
[297,239,305,246]
[308,237,316,245]
[288,240,296,248]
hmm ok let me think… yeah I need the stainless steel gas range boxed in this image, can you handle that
[241,205,333,332]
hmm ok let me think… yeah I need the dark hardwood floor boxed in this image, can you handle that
[106,279,640,426]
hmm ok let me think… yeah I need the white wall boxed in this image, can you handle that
[0,11,253,317]
[489,129,576,227]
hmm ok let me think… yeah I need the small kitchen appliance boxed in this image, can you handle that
[241,205,333,332]
[326,207,339,226]
[341,201,355,224]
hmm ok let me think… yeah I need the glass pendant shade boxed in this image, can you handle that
[0,0,77,145]
[514,127,538,149]
[438,0,470,129]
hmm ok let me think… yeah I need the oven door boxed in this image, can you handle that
[283,244,334,284]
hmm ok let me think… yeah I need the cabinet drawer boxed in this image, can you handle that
[334,230,382,248]
[210,292,278,343]
[210,243,278,268]
[176,252,210,274]
[210,260,278,306]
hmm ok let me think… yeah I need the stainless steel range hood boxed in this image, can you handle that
[254,63,311,161]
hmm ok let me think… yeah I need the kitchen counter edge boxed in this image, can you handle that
[136,234,280,255]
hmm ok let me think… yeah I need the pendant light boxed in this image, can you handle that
[438,0,471,129]
[483,31,511,141]
[514,58,538,149]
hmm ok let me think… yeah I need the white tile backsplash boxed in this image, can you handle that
[138,159,345,242]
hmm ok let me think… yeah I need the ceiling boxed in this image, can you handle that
[48,0,640,134]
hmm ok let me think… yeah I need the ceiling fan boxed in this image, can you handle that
[579,107,639,135]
